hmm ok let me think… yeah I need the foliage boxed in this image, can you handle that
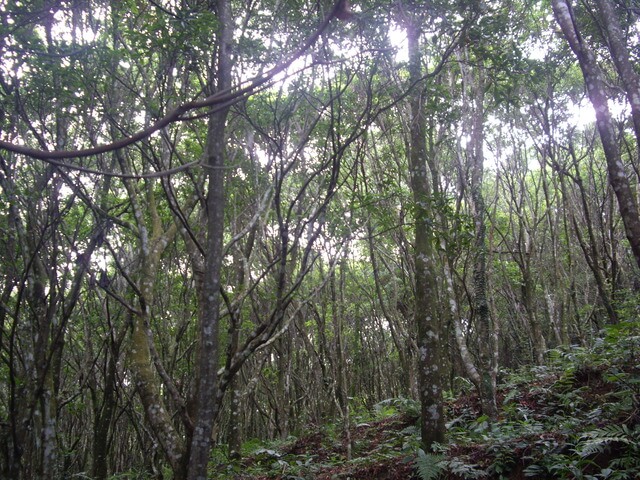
[374,397,422,420]
[2,0,640,477]
[445,328,640,480]
[219,328,639,479]
[415,450,446,480]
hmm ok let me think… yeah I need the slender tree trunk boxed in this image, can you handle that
[187,0,233,476]
[186,88,227,480]
[130,271,185,476]
[459,56,498,419]
[276,336,292,439]
[92,319,127,480]
[521,266,547,363]
[447,263,481,387]
[227,375,243,460]
[121,166,185,477]
[0,163,107,479]
[407,22,445,449]
[331,261,351,459]
[366,222,413,393]
[567,163,619,324]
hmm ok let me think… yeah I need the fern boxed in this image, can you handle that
[446,458,487,479]
[374,397,421,419]
[577,424,637,457]
[399,425,419,436]
[415,449,445,480]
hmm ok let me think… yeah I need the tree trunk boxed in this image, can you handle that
[459,53,498,419]
[594,0,640,155]
[331,261,351,460]
[407,22,445,450]
[186,0,233,476]
[552,0,640,270]
[566,162,619,324]
[91,318,126,480]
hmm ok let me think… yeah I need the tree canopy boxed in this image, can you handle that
[1,0,639,478]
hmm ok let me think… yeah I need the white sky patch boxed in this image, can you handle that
[92,249,110,271]
[254,145,272,168]
[567,99,596,128]
[524,42,548,61]
[608,98,631,123]
[52,9,102,44]
[522,14,557,61]
[271,54,313,90]
[564,97,628,129]
[388,23,408,63]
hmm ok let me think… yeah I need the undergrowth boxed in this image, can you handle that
[207,320,639,479]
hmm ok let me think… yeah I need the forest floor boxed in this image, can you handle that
[212,323,640,479]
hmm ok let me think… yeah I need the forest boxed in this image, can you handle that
[1,0,640,478]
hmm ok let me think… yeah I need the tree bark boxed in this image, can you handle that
[458,53,498,419]
[331,261,351,460]
[407,22,445,450]
[186,0,233,476]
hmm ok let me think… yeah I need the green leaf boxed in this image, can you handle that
[416,449,445,480]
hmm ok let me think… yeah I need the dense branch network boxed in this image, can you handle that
[0,0,348,177]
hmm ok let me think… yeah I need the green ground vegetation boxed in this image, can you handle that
[203,320,640,480]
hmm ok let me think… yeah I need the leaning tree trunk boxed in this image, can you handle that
[123,176,186,477]
[593,0,640,157]
[552,0,640,270]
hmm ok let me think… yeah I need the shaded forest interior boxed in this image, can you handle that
[1,0,640,479]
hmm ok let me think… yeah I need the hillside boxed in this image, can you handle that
[213,322,640,479]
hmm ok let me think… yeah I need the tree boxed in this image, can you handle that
[406,15,446,450]
[552,0,640,272]
[456,52,498,418]
[2,0,640,477]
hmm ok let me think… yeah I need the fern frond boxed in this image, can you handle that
[577,424,636,457]
[447,458,488,479]
[582,424,630,439]
[415,449,445,480]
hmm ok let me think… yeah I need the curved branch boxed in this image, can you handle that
[0,1,346,163]
[44,157,202,179]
